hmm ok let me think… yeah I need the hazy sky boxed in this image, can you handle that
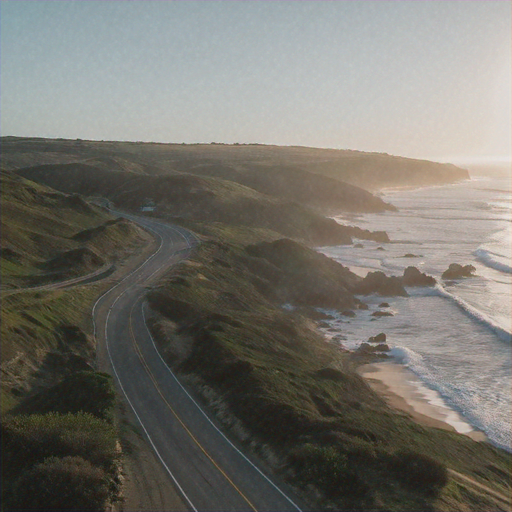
[1,1,510,162]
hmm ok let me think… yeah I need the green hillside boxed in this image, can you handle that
[16,163,389,245]
[1,136,468,196]
[1,171,143,289]
[0,171,145,397]
[0,172,150,511]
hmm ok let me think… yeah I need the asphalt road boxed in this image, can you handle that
[93,213,304,512]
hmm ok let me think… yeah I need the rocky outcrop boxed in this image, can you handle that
[372,311,394,318]
[442,263,476,280]
[357,342,390,354]
[342,227,390,243]
[402,266,436,287]
[368,333,386,343]
[354,271,408,297]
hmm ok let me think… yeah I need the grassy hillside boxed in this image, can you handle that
[1,170,147,399]
[306,153,470,191]
[166,161,396,212]
[147,237,510,512]
[1,171,144,289]
[0,170,148,408]
[0,172,152,511]
[1,136,468,195]
[16,163,389,245]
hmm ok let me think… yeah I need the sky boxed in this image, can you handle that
[1,0,511,163]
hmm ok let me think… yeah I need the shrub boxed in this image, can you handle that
[1,412,118,478]
[9,456,109,511]
[389,449,448,495]
[17,371,116,422]
[288,443,371,502]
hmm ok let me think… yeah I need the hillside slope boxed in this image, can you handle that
[1,171,143,289]
[1,137,468,196]
[0,171,147,392]
[16,163,389,245]
[179,162,395,212]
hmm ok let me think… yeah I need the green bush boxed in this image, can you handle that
[17,371,116,422]
[389,449,448,495]
[9,456,109,511]
[1,412,118,478]
[288,443,372,503]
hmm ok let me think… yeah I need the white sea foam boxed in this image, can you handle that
[474,248,512,274]
[390,346,511,451]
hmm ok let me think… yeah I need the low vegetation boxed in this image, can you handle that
[9,455,111,512]
[2,409,120,511]
[0,171,148,511]
[0,286,122,512]
[1,171,144,289]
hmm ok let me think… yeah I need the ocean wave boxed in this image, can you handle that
[389,346,512,452]
[434,283,512,342]
[389,346,429,370]
[474,248,512,274]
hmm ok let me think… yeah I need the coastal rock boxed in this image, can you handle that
[376,246,386,251]
[343,227,390,243]
[355,271,408,297]
[372,311,394,318]
[371,231,390,243]
[354,243,364,248]
[402,266,436,287]
[355,299,369,310]
[357,342,390,354]
[378,302,390,308]
[402,253,421,258]
[442,263,476,280]
[368,332,386,343]
[342,310,356,318]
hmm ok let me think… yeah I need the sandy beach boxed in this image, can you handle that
[358,361,487,442]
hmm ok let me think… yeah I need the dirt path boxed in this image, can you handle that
[0,263,116,296]
[449,469,511,510]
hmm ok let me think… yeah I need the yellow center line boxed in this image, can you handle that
[129,297,258,512]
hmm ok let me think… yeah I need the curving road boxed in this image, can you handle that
[93,213,304,512]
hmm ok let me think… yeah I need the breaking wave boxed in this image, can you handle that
[434,283,511,342]
[474,248,512,274]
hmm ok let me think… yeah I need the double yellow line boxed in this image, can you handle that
[129,298,258,512]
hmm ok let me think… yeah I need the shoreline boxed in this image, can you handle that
[358,361,488,442]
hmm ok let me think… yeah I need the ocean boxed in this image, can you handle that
[318,167,511,451]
